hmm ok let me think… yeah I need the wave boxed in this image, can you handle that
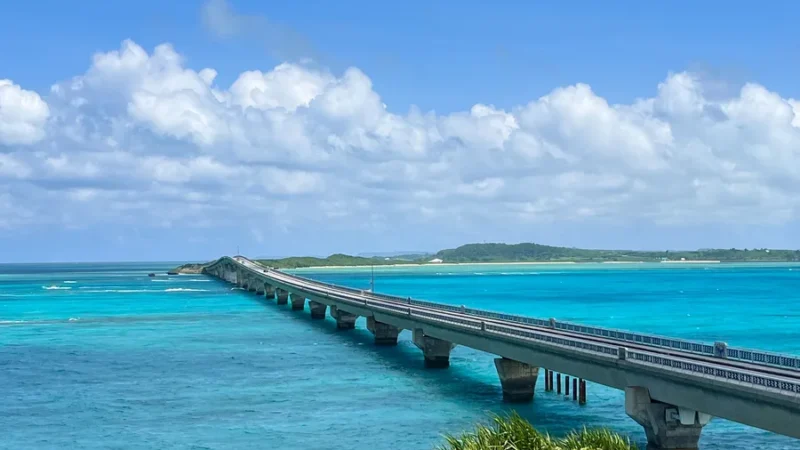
[43,285,72,290]
[151,278,210,283]
[82,289,152,293]
[63,281,77,284]
[0,312,246,327]
[76,288,210,293]
[231,287,245,291]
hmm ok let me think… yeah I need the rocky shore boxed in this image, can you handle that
[167,263,208,275]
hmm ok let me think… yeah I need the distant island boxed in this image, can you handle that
[168,242,800,272]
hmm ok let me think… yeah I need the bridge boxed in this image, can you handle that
[204,256,800,449]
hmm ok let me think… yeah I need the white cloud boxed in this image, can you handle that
[0,153,32,178]
[229,64,333,111]
[2,39,800,244]
[0,79,50,145]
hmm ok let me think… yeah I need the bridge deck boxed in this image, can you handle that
[206,256,800,440]
[233,256,800,386]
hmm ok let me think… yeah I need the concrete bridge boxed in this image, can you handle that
[204,256,800,449]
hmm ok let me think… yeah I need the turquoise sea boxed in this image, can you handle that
[2,262,800,449]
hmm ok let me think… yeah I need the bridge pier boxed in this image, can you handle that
[225,269,237,284]
[412,329,455,368]
[494,357,539,402]
[625,387,710,450]
[330,305,358,329]
[309,301,327,319]
[276,288,289,305]
[265,284,275,299]
[290,293,305,311]
[248,277,257,292]
[367,316,401,345]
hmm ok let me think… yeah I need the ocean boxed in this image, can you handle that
[1,262,799,449]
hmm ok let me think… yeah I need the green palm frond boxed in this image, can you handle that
[438,413,636,450]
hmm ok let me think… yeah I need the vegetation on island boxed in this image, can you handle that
[434,242,800,263]
[438,413,636,450]
[167,242,800,272]
[255,253,403,269]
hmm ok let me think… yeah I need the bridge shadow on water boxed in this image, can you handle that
[245,296,583,428]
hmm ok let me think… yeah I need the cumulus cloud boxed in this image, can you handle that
[1,39,800,244]
[0,79,50,145]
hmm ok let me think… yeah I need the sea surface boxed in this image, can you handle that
[2,262,799,449]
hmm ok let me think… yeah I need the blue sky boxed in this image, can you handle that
[1,1,799,262]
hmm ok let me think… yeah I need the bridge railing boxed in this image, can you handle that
[486,322,621,358]
[626,349,800,394]
[459,308,800,371]
[232,257,800,372]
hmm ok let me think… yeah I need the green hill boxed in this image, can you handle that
[435,243,800,263]
[256,253,408,269]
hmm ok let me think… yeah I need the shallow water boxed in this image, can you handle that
[1,262,799,449]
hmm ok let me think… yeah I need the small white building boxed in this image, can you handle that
[428,258,443,264]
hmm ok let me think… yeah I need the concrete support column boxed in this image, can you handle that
[290,293,305,311]
[625,386,711,450]
[255,281,264,295]
[493,357,539,402]
[237,271,246,288]
[367,316,401,346]
[329,305,358,329]
[265,284,275,299]
[276,288,289,305]
[309,301,327,319]
[248,277,257,292]
[412,329,455,368]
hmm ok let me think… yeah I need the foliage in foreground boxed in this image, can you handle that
[438,413,637,450]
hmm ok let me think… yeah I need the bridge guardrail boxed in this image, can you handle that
[486,323,620,358]
[368,301,409,315]
[228,257,800,376]
[627,350,800,394]
[459,307,800,371]
[412,309,483,330]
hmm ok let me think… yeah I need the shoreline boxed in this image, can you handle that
[287,260,734,270]
[660,260,721,264]
[290,261,578,270]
